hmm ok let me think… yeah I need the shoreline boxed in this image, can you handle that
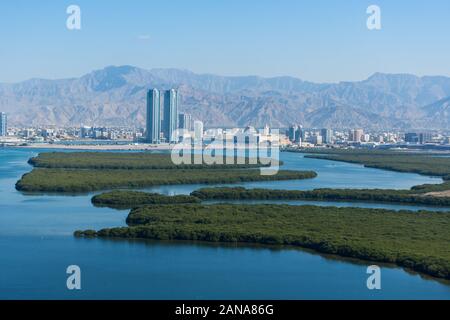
[9,143,279,151]
[11,143,173,151]
[75,203,450,280]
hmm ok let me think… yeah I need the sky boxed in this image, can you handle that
[0,0,449,83]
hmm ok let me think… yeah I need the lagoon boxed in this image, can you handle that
[0,148,449,299]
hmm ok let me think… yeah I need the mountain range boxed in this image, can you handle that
[0,65,449,130]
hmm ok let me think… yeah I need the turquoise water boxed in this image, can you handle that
[204,200,450,212]
[0,147,449,300]
[140,151,445,194]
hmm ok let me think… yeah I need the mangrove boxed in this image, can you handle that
[75,203,450,280]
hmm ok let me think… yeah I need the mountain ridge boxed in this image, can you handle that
[1,65,449,130]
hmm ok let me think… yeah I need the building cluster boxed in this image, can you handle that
[77,126,143,141]
[404,132,435,144]
[287,125,334,146]
[146,88,207,144]
[286,124,450,148]
[1,100,450,150]
[1,125,144,143]
[200,125,279,146]
[146,89,282,146]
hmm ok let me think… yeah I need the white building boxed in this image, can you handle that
[194,121,204,141]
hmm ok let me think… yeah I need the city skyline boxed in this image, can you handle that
[2,65,449,131]
[3,118,449,150]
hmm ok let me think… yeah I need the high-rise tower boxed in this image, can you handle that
[162,89,179,143]
[146,89,161,144]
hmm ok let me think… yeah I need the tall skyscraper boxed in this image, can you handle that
[162,89,179,143]
[146,89,161,144]
[146,88,180,144]
[0,112,7,137]
[178,113,192,131]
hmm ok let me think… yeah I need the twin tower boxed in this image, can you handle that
[146,88,179,144]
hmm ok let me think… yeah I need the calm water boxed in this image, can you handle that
[0,147,449,300]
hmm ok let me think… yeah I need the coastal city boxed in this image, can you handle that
[1,1,450,306]
[1,97,449,151]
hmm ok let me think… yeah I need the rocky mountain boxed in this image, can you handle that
[0,65,449,130]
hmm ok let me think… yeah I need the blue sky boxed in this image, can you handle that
[0,0,449,83]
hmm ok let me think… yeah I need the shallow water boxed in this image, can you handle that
[0,147,449,299]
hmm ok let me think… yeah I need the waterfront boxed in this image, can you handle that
[0,148,449,299]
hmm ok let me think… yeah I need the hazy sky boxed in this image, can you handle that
[1,0,450,83]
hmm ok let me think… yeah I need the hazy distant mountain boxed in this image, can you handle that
[1,65,449,130]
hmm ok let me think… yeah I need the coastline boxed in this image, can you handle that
[13,143,173,151]
[3,146,450,294]
[75,203,450,280]
[11,142,279,151]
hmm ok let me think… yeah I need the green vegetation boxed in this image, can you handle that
[285,147,450,159]
[16,168,316,193]
[411,182,450,193]
[191,187,450,206]
[75,203,450,280]
[92,191,201,209]
[29,152,280,170]
[63,149,450,280]
[16,152,316,193]
[302,152,450,179]
[290,149,450,196]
